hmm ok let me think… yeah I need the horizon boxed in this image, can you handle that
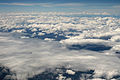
[0,0,120,15]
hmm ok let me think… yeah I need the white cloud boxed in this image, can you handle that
[0,3,52,7]
[0,3,84,7]
[54,3,84,7]
[66,70,75,75]
[0,3,35,6]
[0,32,120,80]
[0,13,120,80]
[113,5,120,8]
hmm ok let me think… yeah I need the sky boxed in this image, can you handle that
[0,0,120,15]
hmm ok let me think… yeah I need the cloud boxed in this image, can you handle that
[113,5,120,8]
[0,3,50,6]
[53,3,84,7]
[0,13,120,80]
[0,3,34,6]
[0,3,84,7]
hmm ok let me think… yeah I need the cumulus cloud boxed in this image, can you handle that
[0,13,120,80]
[0,32,120,80]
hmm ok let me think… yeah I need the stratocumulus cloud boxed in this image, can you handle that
[0,13,120,80]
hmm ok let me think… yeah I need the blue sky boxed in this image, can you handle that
[0,0,120,15]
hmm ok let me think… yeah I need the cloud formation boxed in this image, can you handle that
[0,3,84,7]
[113,5,120,8]
[0,12,120,80]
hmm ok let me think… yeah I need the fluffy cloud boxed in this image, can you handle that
[0,12,120,80]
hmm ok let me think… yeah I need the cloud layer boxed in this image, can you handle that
[0,12,120,80]
[0,3,84,7]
